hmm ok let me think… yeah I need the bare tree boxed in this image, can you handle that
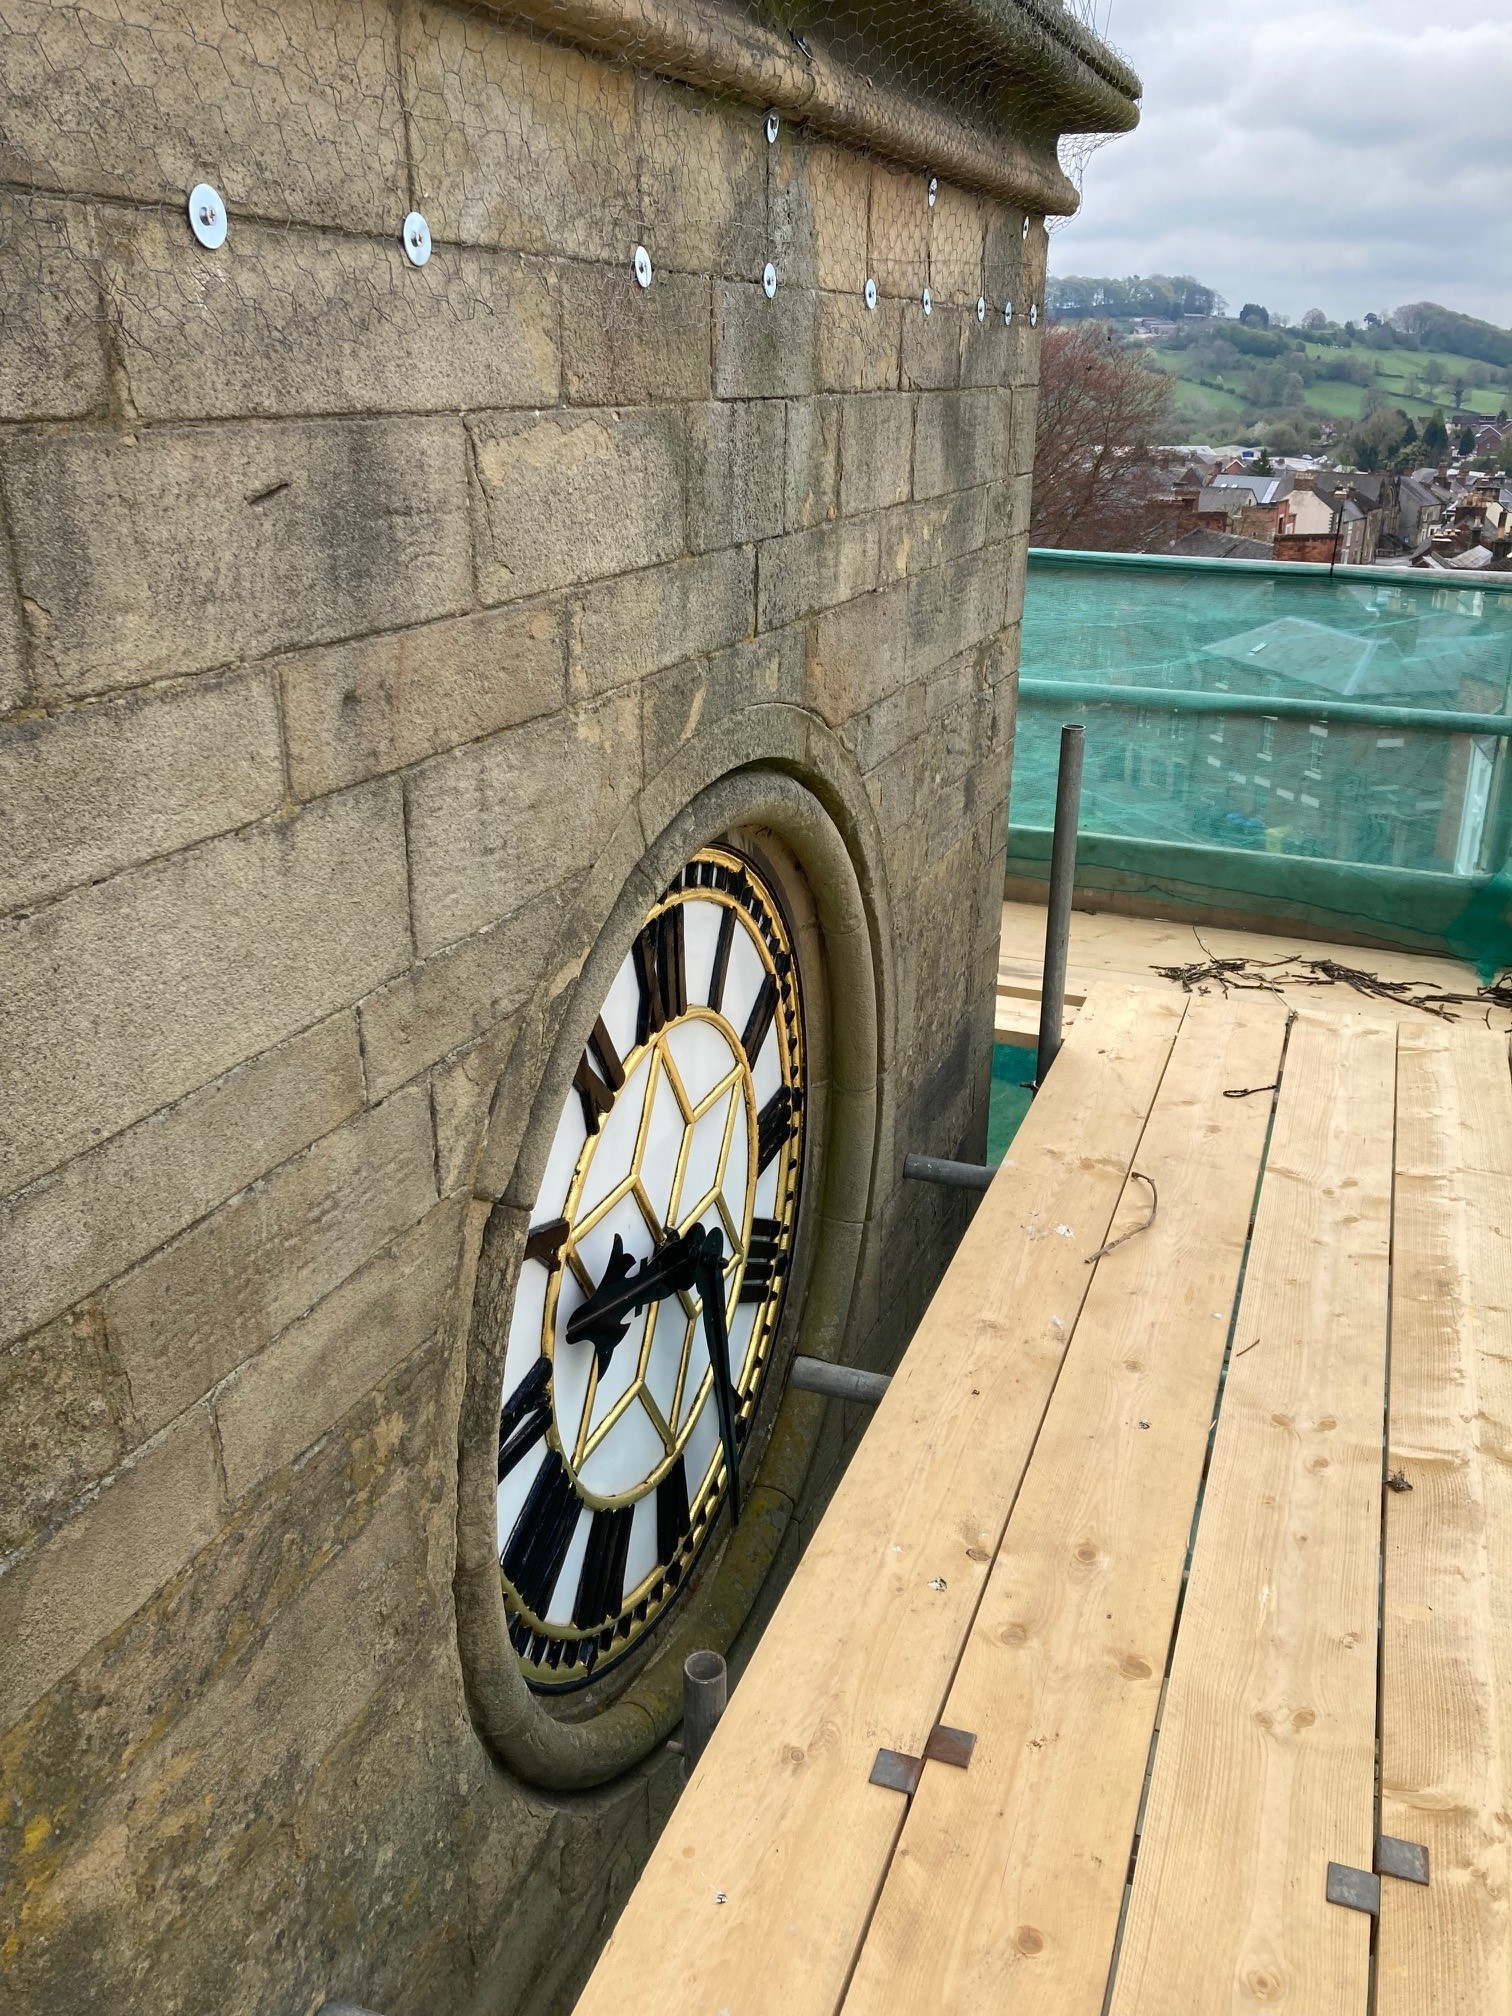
[1029,321,1176,551]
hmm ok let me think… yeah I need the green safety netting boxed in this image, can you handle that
[1010,552,1512,976]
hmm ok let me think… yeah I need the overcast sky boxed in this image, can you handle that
[1054,0,1512,328]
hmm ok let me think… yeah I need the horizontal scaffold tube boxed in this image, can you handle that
[1021,677,1512,739]
[789,1357,892,1406]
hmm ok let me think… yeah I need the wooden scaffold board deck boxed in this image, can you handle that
[573,986,1512,2016]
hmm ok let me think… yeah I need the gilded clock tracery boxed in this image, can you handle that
[494,845,806,1689]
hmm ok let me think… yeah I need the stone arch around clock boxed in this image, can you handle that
[454,727,894,1790]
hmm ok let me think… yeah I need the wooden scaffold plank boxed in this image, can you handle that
[841,995,1288,2016]
[571,986,1185,2016]
[1378,1022,1512,2016]
[1105,1014,1396,2016]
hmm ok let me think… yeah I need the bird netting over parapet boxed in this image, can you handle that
[494,0,1140,212]
[1,0,1138,444]
[1009,553,1512,973]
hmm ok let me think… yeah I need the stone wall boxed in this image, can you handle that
[0,3,1053,2010]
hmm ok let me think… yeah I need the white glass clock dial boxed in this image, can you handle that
[495,846,807,1687]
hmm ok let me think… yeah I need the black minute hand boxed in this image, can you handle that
[694,1229,742,1529]
[565,1228,703,1376]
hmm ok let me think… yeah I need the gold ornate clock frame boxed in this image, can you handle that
[454,755,889,1790]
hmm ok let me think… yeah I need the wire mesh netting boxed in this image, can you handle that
[1012,554,1512,971]
[1,0,1140,456]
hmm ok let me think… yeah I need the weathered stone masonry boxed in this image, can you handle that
[0,5,1137,2012]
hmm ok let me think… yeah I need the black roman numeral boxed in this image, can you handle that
[572,1504,634,1634]
[756,1085,796,1172]
[633,906,688,1044]
[740,973,778,1067]
[498,1358,552,1481]
[656,1455,692,1581]
[741,1217,787,1303]
[501,1448,580,1619]
[573,1016,625,1135]
[707,904,736,1014]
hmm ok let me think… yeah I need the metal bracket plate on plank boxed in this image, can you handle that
[923,1724,978,1769]
[870,1725,976,1796]
[1376,1835,1430,1886]
[869,1748,923,1796]
[1326,1862,1381,1916]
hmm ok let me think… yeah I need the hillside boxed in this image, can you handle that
[1048,279,1512,453]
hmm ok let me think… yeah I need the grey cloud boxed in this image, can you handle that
[1056,0,1512,325]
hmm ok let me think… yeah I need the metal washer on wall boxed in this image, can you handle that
[763,262,778,300]
[187,183,227,250]
[976,296,987,323]
[402,211,432,268]
[765,110,780,144]
[922,287,933,317]
[864,277,878,311]
[633,244,653,289]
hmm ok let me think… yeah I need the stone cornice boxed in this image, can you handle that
[493,0,1141,213]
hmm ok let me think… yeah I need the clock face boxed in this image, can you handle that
[496,845,807,1689]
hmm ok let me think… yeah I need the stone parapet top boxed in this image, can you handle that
[490,0,1141,212]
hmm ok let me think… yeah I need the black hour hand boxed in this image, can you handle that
[565,1229,703,1376]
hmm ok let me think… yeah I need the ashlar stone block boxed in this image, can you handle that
[817,293,903,395]
[784,394,841,532]
[432,1019,524,1196]
[913,387,1007,500]
[960,310,1010,389]
[838,394,914,518]
[641,628,803,778]
[0,670,284,914]
[0,779,410,1196]
[0,537,24,714]
[907,544,1009,678]
[4,418,472,699]
[686,401,786,552]
[928,182,986,304]
[0,1408,224,1734]
[869,161,930,299]
[561,265,712,406]
[403,5,637,260]
[0,1013,363,1351]
[804,583,910,728]
[98,211,560,421]
[469,407,686,603]
[105,1085,438,1440]
[757,515,880,632]
[0,0,407,229]
[0,1303,124,1557]
[984,204,1029,312]
[214,1196,463,1503]
[358,886,561,1102]
[903,302,966,391]
[570,547,755,699]
[637,77,767,281]
[404,689,642,955]
[714,281,820,401]
[1008,383,1039,477]
[770,139,871,295]
[281,600,567,802]
[881,488,991,582]
[0,192,105,422]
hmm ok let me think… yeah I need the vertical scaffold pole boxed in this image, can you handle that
[681,1650,727,1778]
[1036,723,1085,1086]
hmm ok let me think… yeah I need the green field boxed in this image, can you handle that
[1149,351,1247,417]
[1144,328,1508,440]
